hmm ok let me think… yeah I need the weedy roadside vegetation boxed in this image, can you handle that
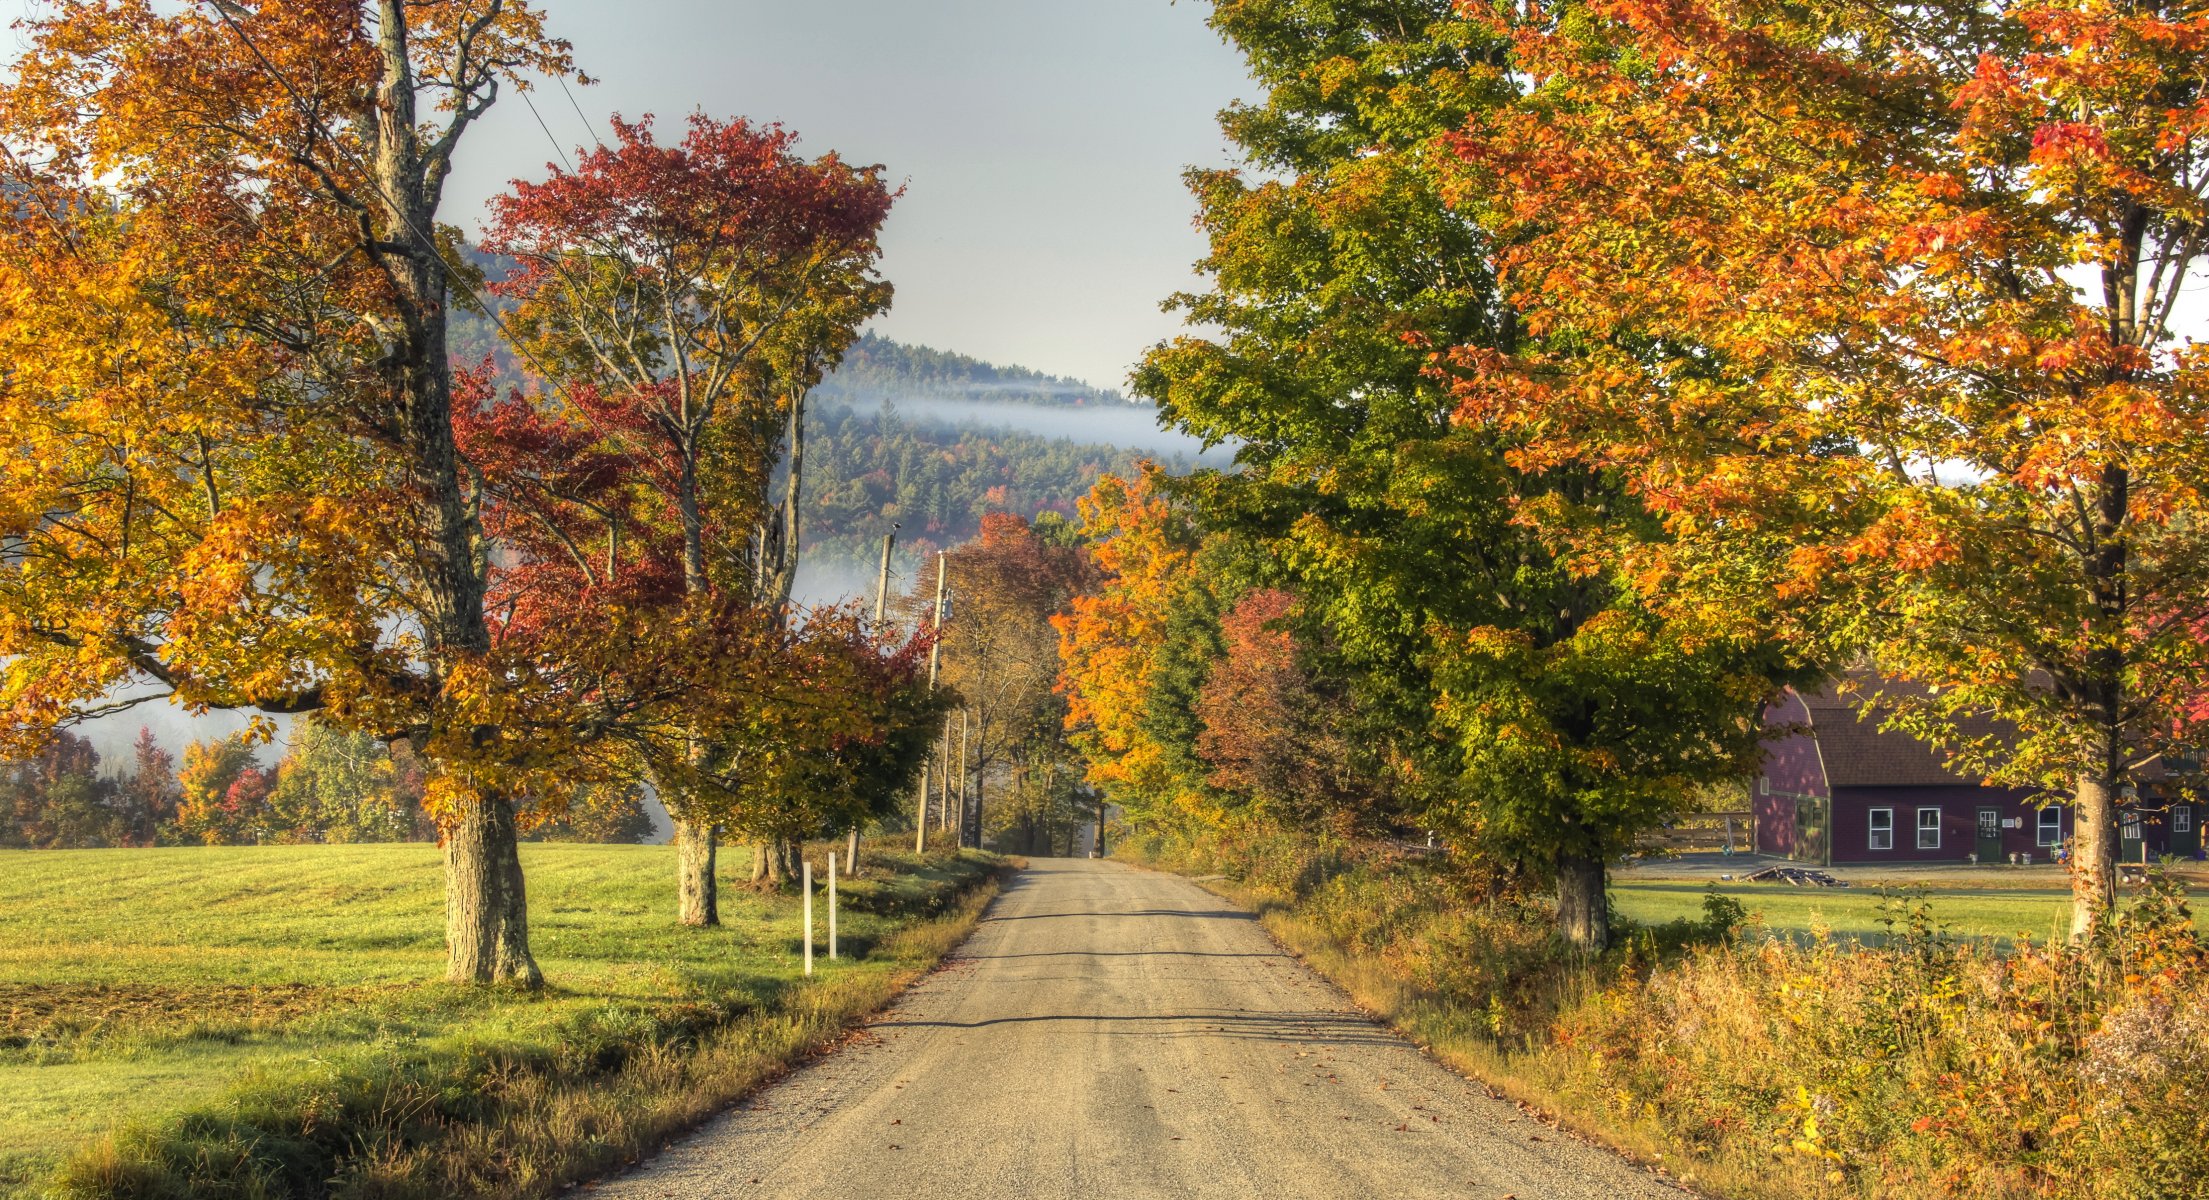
[1128,826,2209,1200]
[1,843,1003,1200]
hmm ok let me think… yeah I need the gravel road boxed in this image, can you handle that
[598,857,1688,1199]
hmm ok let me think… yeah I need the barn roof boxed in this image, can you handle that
[1798,685,1995,788]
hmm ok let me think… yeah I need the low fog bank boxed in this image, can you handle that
[792,558,896,611]
[852,397,1238,465]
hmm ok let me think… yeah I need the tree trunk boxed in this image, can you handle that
[1555,848,1609,953]
[752,837,803,887]
[445,795,542,986]
[846,825,861,875]
[751,840,792,888]
[373,3,534,985]
[2071,770,2119,940]
[676,818,718,927]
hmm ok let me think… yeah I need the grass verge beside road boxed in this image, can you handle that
[1128,828,2209,1200]
[0,842,1003,1199]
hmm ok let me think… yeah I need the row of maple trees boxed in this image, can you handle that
[1053,0,2209,950]
[0,1,953,984]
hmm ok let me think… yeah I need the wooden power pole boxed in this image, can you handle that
[872,525,898,625]
[913,552,947,854]
[851,525,895,873]
[957,709,971,848]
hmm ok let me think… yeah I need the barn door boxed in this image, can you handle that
[1975,808,2002,864]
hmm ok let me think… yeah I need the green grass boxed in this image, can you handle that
[1611,880,2081,944]
[1612,877,2209,946]
[0,841,1000,1198]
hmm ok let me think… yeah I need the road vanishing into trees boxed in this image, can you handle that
[598,859,1687,1199]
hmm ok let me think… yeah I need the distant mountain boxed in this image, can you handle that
[794,403,1168,602]
[814,332,1135,409]
[444,296,1221,601]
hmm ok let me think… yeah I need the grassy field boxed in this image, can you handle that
[1610,880,2083,944]
[0,841,999,1198]
[1612,873,2209,945]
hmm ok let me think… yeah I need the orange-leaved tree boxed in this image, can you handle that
[0,0,582,983]
[1054,470,1223,833]
[1452,0,2209,934]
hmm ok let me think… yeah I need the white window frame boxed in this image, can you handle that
[2037,806,2063,847]
[2123,812,2144,841]
[2177,805,2194,835]
[1917,807,1942,850]
[1869,807,1894,852]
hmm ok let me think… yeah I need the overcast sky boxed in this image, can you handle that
[5,1,1256,391]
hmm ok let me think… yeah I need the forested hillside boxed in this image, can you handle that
[802,401,1165,582]
[813,331,1131,408]
[451,299,1200,593]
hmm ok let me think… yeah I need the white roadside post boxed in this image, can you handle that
[829,852,840,960]
[802,859,814,978]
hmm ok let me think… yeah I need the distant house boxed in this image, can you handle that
[1753,682,2202,866]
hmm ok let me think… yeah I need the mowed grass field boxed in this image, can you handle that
[1612,872,2209,945]
[0,842,996,1197]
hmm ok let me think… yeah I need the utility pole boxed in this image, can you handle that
[912,550,945,854]
[872,525,898,625]
[937,721,953,833]
[854,525,895,872]
[958,709,971,848]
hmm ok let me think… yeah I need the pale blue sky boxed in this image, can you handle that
[5,2,1256,391]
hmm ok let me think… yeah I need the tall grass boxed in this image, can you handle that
[1127,825,2209,1199]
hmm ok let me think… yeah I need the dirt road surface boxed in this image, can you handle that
[599,858,1687,1199]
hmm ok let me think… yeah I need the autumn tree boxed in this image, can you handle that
[932,513,1091,848]
[1455,0,2209,936]
[266,717,433,843]
[525,779,657,844]
[1195,589,1372,834]
[0,730,121,848]
[176,733,274,846]
[480,112,895,922]
[119,728,182,845]
[1127,0,1788,949]
[1055,471,1224,831]
[0,0,582,983]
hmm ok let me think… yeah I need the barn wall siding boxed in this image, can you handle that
[1828,787,2048,864]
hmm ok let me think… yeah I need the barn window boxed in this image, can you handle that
[1917,807,1942,850]
[2176,806,2193,835]
[2037,807,2063,847]
[1869,808,1894,852]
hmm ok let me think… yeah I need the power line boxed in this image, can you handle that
[518,88,575,173]
[556,74,606,148]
